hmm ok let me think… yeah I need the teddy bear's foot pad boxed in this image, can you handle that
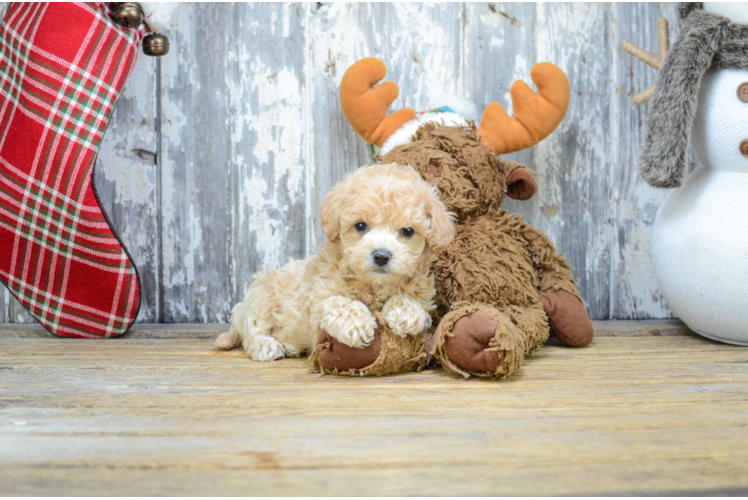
[316,330,381,372]
[443,311,501,373]
[540,290,594,347]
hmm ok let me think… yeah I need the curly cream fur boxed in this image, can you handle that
[382,294,433,337]
[215,163,455,360]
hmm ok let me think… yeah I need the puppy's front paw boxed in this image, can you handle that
[382,295,432,337]
[246,335,286,361]
[314,296,377,348]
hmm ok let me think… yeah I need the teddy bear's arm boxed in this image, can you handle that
[519,224,583,301]
[519,223,594,347]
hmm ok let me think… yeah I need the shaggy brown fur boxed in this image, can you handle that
[315,122,593,379]
[386,124,507,218]
[430,209,583,346]
[434,302,549,379]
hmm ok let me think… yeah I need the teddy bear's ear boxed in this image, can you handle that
[426,186,456,250]
[319,177,351,241]
[505,162,538,201]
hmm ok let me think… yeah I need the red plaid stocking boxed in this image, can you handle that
[0,3,143,338]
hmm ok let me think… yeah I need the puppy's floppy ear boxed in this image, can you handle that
[319,176,350,241]
[426,185,456,250]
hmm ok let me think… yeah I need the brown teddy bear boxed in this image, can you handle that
[311,58,593,379]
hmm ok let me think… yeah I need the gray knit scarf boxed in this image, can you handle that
[639,3,748,188]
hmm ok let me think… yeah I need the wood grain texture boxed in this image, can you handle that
[609,2,681,319]
[225,3,311,315]
[157,3,313,324]
[0,289,6,323]
[0,319,691,339]
[1,321,747,496]
[158,3,234,323]
[2,3,693,323]
[465,2,537,186]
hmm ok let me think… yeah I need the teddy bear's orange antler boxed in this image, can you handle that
[339,58,417,147]
[477,63,570,154]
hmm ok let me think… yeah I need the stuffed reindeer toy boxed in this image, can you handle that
[312,58,594,379]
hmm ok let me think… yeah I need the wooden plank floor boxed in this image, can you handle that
[1,321,748,496]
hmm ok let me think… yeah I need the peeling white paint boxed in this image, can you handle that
[99,154,155,206]
[489,37,505,49]
[181,203,203,286]
[230,43,305,271]
[97,57,158,208]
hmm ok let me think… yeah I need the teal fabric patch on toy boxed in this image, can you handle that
[418,106,457,116]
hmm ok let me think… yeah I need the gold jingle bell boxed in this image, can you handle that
[142,33,169,56]
[111,2,144,29]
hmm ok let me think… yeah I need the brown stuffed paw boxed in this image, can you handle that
[311,312,431,377]
[316,330,381,372]
[443,311,500,373]
[540,290,594,347]
[435,305,533,379]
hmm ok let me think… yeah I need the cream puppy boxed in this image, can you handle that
[215,163,455,361]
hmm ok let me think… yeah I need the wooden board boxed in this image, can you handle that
[156,3,310,323]
[2,321,748,496]
[608,2,684,319]
[1,3,691,322]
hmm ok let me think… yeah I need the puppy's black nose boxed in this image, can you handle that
[372,249,391,267]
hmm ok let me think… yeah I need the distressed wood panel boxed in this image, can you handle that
[159,3,310,323]
[159,3,231,323]
[2,289,29,323]
[0,287,6,323]
[464,2,537,174]
[226,3,312,311]
[609,2,680,319]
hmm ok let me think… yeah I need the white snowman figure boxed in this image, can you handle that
[637,3,748,344]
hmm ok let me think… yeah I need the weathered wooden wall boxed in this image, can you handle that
[0,3,684,323]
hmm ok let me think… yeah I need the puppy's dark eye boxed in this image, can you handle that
[355,222,368,232]
[401,227,415,238]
